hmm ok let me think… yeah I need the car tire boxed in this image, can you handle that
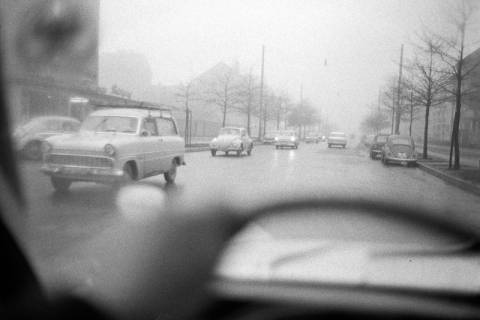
[211,149,216,157]
[328,144,331,148]
[275,145,279,149]
[23,140,42,160]
[164,160,177,183]
[51,177,72,192]
[370,152,374,159]
[382,156,389,166]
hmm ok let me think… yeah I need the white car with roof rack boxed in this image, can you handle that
[41,104,185,192]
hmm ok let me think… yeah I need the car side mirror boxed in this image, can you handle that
[141,130,150,137]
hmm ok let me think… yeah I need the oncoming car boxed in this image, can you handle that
[209,127,253,156]
[41,105,185,191]
[13,116,80,160]
[381,135,417,167]
[274,130,299,149]
[327,131,347,148]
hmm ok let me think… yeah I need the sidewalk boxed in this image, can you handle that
[417,158,480,196]
[420,143,480,168]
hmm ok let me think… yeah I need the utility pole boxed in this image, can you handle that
[391,86,395,134]
[409,90,413,136]
[299,83,304,138]
[394,44,404,134]
[258,45,265,139]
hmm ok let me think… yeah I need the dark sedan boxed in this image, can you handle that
[369,134,389,160]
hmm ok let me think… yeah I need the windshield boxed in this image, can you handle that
[279,131,295,136]
[219,128,241,135]
[81,116,139,133]
[390,137,413,146]
[376,135,388,143]
[4,0,480,309]
[330,132,346,137]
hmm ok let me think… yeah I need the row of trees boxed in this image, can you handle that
[362,0,480,169]
[176,64,320,139]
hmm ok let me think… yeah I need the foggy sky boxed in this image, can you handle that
[99,0,449,132]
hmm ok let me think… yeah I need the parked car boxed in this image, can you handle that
[381,135,417,166]
[327,131,347,148]
[275,130,299,149]
[210,127,253,156]
[262,131,279,144]
[13,116,80,160]
[369,133,390,160]
[41,105,185,191]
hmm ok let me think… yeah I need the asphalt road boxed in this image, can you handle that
[11,141,480,295]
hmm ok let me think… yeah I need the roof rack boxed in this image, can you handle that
[93,102,173,112]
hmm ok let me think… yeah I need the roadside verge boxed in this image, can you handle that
[417,159,480,197]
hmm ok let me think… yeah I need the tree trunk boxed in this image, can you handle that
[423,103,430,159]
[222,101,227,127]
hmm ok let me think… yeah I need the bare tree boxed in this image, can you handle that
[204,68,241,127]
[176,79,200,145]
[234,70,259,135]
[361,107,390,135]
[380,76,411,133]
[406,33,450,159]
[431,0,480,169]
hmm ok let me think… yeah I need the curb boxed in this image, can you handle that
[417,162,480,197]
[185,146,210,153]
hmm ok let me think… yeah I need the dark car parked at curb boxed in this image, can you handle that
[369,133,389,160]
[381,135,417,167]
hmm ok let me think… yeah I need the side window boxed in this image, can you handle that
[142,118,158,136]
[46,120,62,131]
[156,118,177,136]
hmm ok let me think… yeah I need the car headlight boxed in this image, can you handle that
[290,137,295,142]
[41,141,52,154]
[274,137,279,141]
[104,144,116,156]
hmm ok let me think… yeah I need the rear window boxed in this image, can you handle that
[376,135,388,143]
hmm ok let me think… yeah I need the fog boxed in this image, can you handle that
[99,0,445,132]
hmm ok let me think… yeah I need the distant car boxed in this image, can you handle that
[275,130,299,149]
[210,127,253,156]
[13,116,80,160]
[369,134,390,160]
[41,106,185,191]
[381,135,417,167]
[327,131,347,148]
[304,134,319,143]
[262,131,279,144]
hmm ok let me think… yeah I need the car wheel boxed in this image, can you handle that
[328,144,331,148]
[51,177,72,192]
[370,152,374,159]
[275,145,279,149]
[164,160,177,183]
[247,145,252,156]
[382,156,389,166]
[23,140,42,160]
[211,149,216,157]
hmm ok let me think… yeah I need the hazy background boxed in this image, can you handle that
[99,0,443,132]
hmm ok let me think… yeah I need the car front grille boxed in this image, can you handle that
[46,154,113,168]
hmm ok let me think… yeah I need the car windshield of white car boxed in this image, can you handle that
[81,116,138,134]
[219,128,240,135]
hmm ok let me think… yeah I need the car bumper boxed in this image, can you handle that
[210,145,242,152]
[41,164,125,183]
[328,141,346,145]
[371,149,383,155]
[384,156,417,164]
[275,141,297,147]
